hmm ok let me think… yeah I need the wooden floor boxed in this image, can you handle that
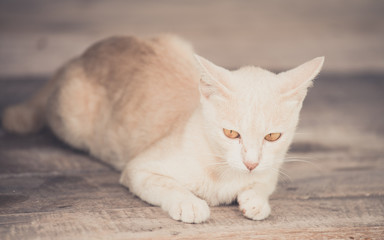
[0,74,383,239]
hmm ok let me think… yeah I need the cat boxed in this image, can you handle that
[1,34,324,223]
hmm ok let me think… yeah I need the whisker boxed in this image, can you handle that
[206,162,228,167]
[283,157,324,172]
[261,163,292,183]
[198,153,226,158]
[294,132,309,135]
[271,167,292,183]
[285,156,314,159]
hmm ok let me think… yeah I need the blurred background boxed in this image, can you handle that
[0,0,383,77]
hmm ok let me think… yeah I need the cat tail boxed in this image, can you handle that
[1,74,58,134]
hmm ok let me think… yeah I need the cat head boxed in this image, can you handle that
[195,55,324,173]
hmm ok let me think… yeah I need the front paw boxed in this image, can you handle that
[168,196,210,223]
[238,191,271,221]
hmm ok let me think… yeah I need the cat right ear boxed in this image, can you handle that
[194,55,231,100]
[278,56,324,103]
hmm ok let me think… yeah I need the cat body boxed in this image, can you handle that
[2,35,324,223]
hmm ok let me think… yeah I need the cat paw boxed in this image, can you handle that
[238,190,271,221]
[168,197,210,223]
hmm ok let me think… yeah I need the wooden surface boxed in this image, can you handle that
[0,74,383,239]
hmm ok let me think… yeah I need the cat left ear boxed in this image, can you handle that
[278,56,324,102]
[194,55,231,100]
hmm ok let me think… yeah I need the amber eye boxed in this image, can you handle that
[223,128,240,139]
[264,133,281,142]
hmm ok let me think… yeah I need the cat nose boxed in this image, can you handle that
[243,161,259,171]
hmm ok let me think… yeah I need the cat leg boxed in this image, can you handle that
[237,187,271,220]
[120,154,210,223]
[237,175,278,221]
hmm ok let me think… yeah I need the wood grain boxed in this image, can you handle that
[1,198,383,239]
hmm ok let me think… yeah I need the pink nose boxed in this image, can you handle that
[243,161,259,171]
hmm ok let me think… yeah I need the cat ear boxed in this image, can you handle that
[278,56,324,102]
[194,55,231,99]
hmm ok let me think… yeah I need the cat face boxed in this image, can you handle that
[195,56,324,173]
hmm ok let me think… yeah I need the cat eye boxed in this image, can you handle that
[264,133,281,142]
[223,128,240,139]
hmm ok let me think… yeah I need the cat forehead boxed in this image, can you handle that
[230,66,280,93]
[221,98,292,134]
[220,67,291,127]
[227,67,281,102]
[234,66,277,81]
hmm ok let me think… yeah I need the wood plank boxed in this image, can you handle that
[0,147,382,215]
[1,197,383,240]
[0,78,46,111]
[277,151,384,200]
[0,148,383,239]
[0,129,110,176]
[0,172,148,215]
[164,227,384,240]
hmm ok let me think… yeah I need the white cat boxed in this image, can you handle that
[2,35,324,223]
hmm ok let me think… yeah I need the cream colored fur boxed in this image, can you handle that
[1,35,324,223]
